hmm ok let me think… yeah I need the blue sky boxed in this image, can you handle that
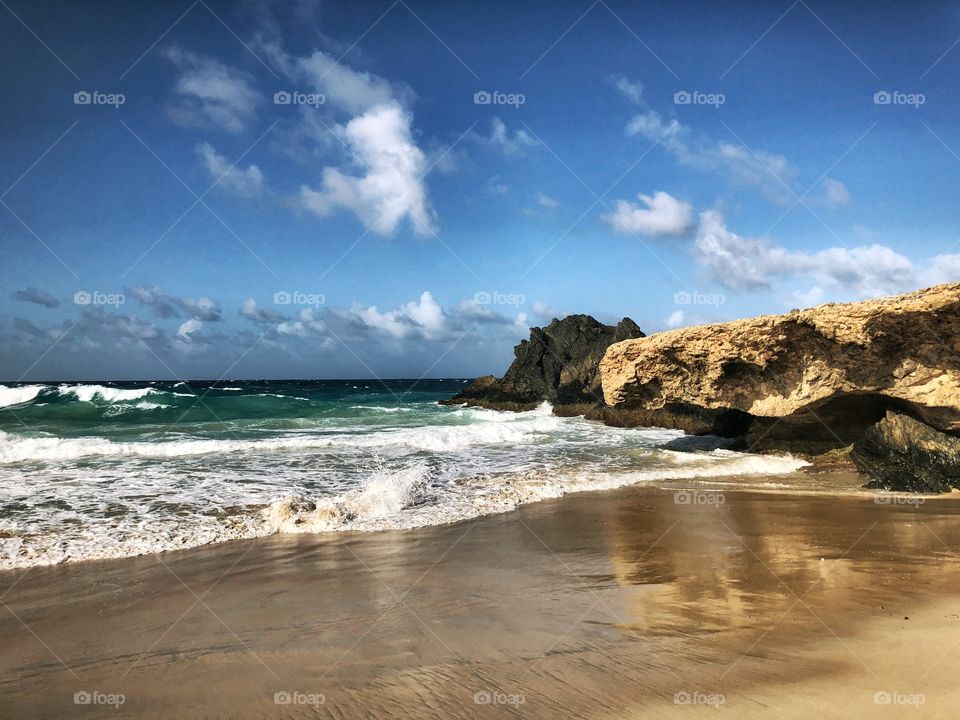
[2,0,960,380]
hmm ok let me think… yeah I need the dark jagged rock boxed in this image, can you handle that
[441,315,644,411]
[852,411,960,493]
[584,404,753,437]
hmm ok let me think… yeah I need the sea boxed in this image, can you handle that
[0,379,810,569]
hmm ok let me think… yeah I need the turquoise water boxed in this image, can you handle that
[0,380,807,568]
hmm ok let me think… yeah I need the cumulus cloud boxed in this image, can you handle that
[197,143,265,198]
[299,102,436,235]
[349,291,446,339]
[602,190,694,237]
[130,287,222,321]
[13,287,59,308]
[262,43,434,236]
[665,309,685,328]
[694,210,916,297]
[163,47,261,134]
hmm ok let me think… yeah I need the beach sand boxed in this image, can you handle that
[2,479,960,718]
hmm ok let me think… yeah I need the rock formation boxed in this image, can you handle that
[599,284,960,458]
[852,411,960,493]
[442,315,644,411]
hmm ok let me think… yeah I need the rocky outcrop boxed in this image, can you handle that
[852,411,960,493]
[600,284,960,452]
[442,315,644,411]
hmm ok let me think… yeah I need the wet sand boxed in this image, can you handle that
[3,479,960,718]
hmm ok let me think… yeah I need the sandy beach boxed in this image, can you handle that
[3,478,960,718]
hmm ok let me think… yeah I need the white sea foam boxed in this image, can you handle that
[56,384,157,403]
[0,410,560,463]
[0,384,47,408]
[350,405,413,413]
[260,450,808,538]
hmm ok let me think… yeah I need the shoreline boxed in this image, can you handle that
[3,481,960,718]
[3,463,954,573]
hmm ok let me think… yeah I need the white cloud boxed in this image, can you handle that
[280,47,403,115]
[626,110,794,202]
[602,191,694,237]
[261,43,433,236]
[177,318,202,340]
[665,309,685,328]
[792,286,825,307]
[610,75,644,105]
[164,47,260,134]
[197,143,264,198]
[240,298,286,324]
[298,102,436,235]
[354,291,446,339]
[537,192,559,209]
[694,210,916,297]
[928,254,960,285]
[820,178,850,207]
[479,118,538,157]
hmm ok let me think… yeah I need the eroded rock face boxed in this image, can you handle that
[852,411,960,493]
[442,315,644,411]
[600,284,960,442]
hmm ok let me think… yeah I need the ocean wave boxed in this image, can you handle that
[0,443,810,569]
[350,405,413,413]
[0,384,47,408]
[0,411,559,463]
[259,451,808,537]
[265,464,429,533]
[56,384,158,403]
